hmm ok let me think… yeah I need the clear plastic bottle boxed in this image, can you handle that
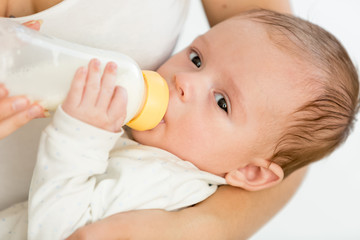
[0,20,169,131]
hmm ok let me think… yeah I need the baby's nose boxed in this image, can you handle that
[174,74,193,102]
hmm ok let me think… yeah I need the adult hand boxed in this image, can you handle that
[0,84,45,139]
[0,20,45,140]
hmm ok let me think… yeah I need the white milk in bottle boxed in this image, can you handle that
[0,20,168,131]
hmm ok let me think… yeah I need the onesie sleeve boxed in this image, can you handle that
[28,106,122,240]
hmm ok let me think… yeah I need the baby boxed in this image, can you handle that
[0,9,358,240]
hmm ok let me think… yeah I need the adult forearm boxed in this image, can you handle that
[188,167,308,239]
[68,167,307,240]
[201,0,292,27]
[68,208,226,240]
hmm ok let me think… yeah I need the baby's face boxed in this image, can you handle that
[132,17,309,177]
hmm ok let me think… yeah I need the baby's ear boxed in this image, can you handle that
[225,160,284,191]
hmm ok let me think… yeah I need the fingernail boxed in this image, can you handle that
[24,20,37,25]
[24,19,43,26]
[27,105,43,118]
[78,66,87,75]
[12,98,29,111]
[93,59,100,66]
[108,62,117,72]
[43,110,51,118]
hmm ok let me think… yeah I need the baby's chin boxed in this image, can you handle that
[130,127,160,147]
[129,128,144,143]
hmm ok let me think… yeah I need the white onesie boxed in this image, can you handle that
[0,107,226,240]
[0,0,190,210]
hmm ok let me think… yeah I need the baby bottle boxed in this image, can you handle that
[0,20,168,131]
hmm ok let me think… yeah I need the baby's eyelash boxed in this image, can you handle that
[214,92,229,113]
[189,48,202,68]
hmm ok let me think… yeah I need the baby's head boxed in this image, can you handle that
[132,9,359,191]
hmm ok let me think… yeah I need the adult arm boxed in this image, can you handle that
[201,0,292,26]
[68,167,307,240]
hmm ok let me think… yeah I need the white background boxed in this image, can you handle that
[174,1,360,239]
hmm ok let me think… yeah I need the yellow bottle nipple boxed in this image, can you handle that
[126,70,169,131]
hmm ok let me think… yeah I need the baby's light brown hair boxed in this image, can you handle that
[244,9,359,178]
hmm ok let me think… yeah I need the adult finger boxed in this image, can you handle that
[0,104,43,139]
[0,83,8,98]
[22,20,42,31]
[0,96,30,120]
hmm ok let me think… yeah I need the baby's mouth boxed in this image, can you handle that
[161,111,167,124]
[160,110,168,124]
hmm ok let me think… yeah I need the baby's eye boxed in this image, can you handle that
[215,93,228,113]
[189,51,201,68]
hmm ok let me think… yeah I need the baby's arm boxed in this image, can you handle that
[28,59,126,239]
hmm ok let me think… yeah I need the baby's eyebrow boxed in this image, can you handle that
[227,76,246,123]
[194,35,209,50]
